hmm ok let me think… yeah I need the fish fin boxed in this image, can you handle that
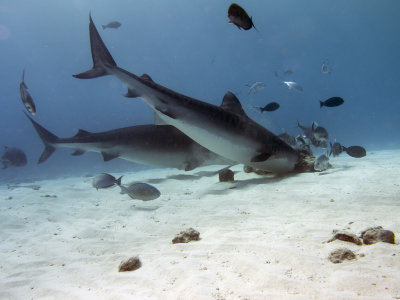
[329,142,333,157]
[141,73,153,81]
[73,14,117,79]
[251,17,258,32]
[251,152,272,162]
[74,129,92,138]
[39,145,56,164]
[123,88,141,98]
[101,152,119,162]
[71,149,86,156]
[101,24,106,30]
[320,101,324,108]
[154,112,168,125]
[115,176,123,186]
[154,106,177,119]
[23,111,59,164]
[220,91,248,117]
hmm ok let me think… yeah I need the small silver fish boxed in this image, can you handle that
[102,21,121,30]
[120,182,160,201]
[19,70,36,115]
[92,173,122,190]
[314,154,330,171]
[321,60,332,74]
[282,81,303,92]
[245,82,266,94]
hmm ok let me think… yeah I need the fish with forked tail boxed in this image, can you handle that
[73,15,302,174]
[20,70,36,115]
[24,112,233,171]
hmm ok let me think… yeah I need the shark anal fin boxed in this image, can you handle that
[72,149,86,156]
[251,153,272,163]
[101,152,119,162]
[154,106,177,119]
[124,88,141,98]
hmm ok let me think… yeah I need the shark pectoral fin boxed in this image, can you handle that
[251,152,272,163]
[101,152,119,162]
[123,88,141,98]
[71,149,86,156]
[154,106,177,119]
[154,112,168,125]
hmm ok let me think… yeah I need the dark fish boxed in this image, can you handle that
[258,102,280,112]
[120,182,160,201]
[102,21,121,30]
[92,173,122,190]
[277,132,296,147]
[314,154,330,171]
[227,3,256,31]
[19,70,36,115]
[329,141,343,157]
[320,97,344,108]
[343,146,366,158]
[1,146,27,169]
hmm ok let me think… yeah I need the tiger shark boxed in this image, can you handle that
[24,112,233,171]
[74,15,300,173]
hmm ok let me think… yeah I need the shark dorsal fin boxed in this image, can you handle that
[74,129,91,138]
[141,73,153,81]
[220,91,247,117]
[101,152,119,162]
[154,112,168,125]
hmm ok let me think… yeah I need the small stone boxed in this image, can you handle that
[118,256,141,272]
[327,231,362,245]
[328,248,356,264]
[172,228,200,244]
[219,169,234,182]
[361,226,395,245]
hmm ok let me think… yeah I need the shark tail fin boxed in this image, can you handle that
[24,112,58,164]
[73,14,117,79]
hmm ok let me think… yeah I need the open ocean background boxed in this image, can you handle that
[1,0,399,182]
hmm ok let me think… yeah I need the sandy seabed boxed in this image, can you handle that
[0,149,399,300]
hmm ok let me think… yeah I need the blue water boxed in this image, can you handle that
[1,0,399,182]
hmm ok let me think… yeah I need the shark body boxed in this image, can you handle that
[25,113,232,171]
[74,15,300,173]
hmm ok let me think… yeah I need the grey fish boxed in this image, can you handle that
[92,173,122,190]
[321,61,332,74]
[282,81,303,92]
[329,141,343,157]
[1,146,27,169]
[102,21,121,30]
[20,70,36,115]
[314,154,330,171]
[24,112,233,171]
[283,69,293,76]
[120,182,160,201]
[277,132,296,147]
[73,15,301,174]
[312,122,328,145]
[343,146,366,158]
[227,3,257,31]
[245,82,266,95]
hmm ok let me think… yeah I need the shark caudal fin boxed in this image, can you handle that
[73,13,117,79]
[24,112,58,164]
